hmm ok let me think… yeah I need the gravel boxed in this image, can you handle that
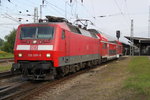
[26,57,133,100]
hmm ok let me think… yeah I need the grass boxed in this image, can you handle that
[125,56,150,98]
[0,51,14,58]
[0,51,13,72]
[0,65,11,72]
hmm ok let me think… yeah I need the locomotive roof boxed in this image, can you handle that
[19,16,117,41]
[102,33,117,43]
[20,22,71,31]
[88,29,119,43]
[20,22,98,39]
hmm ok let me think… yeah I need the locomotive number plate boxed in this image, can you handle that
[28,54,42,57]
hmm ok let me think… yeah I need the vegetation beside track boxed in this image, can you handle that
[0,29,16,53]
[125,56,150,99]
[0,51,13,58]
[0,51,13,72]
[0,65,11,72]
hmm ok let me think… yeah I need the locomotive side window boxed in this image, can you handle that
[103,43,107,49]
[119,46,122,51]
[20,26,54,39]
[62,30,66,39]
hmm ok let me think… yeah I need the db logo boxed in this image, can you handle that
[30,45,38,50]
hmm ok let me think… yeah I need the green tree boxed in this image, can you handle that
[1,29,16,53]
[0,38,4,48]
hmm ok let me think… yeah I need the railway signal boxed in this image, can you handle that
[116,30,120,40]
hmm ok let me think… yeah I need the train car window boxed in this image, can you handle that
[62,30,66,39]
[20,26,54,39]
[109,50,117,55]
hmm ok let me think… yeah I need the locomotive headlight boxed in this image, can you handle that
[46,54,51,58]
[18,53,22,57]
[33,40,37,44]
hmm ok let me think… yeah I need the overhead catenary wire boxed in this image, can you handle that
[45,0,69,14]
[44,0,76,20]
[4,1,30,14]
[123,0,131,19]
[71,1,96,24]
[0,23,19,25]
[1,13,21,24]
[113,0,124,16]
[113,0,131,29]
[0,0,73,23]
[0,0,34,23]
[44,1,66,16]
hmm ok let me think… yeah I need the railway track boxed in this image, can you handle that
[0,58,14,63]
[0,65,101,99]
[0,58,17,80]
[0,71,20,80]
[0,68,92,100]
[0,57,127,100]
[0,71,12,79]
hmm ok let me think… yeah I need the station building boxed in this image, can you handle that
[125,36,150,56]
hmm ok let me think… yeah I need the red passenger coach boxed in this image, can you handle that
[12,16,101,80]
[88,29,123,62]
[116,41,123,56]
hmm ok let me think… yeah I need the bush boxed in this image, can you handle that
[1,29,16,53]
[0,38,4,49]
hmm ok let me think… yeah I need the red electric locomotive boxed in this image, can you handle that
[12,16,101,80]
[12,16,123,80]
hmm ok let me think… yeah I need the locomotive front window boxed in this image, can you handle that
[21,27,36,39]
[20,26,54,39]
[37,27,54,39]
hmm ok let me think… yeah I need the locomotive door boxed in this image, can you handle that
[102,42,108,56]
[63,30,70,63]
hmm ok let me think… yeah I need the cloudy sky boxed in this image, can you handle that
[0,0,150,43]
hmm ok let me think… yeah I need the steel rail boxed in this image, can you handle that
[0,58,14,63]
[0,57,127,100]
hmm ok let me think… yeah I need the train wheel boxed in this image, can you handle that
[79,63,84,69]
[69,65,76,73]
[98,59,101,65]
[65,66,70,75]
[87,61,91,67]
[56,67,65,78]
[11,67,15,74]
[75,65,80,71]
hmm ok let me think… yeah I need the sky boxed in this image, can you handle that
[0,0,150,43]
